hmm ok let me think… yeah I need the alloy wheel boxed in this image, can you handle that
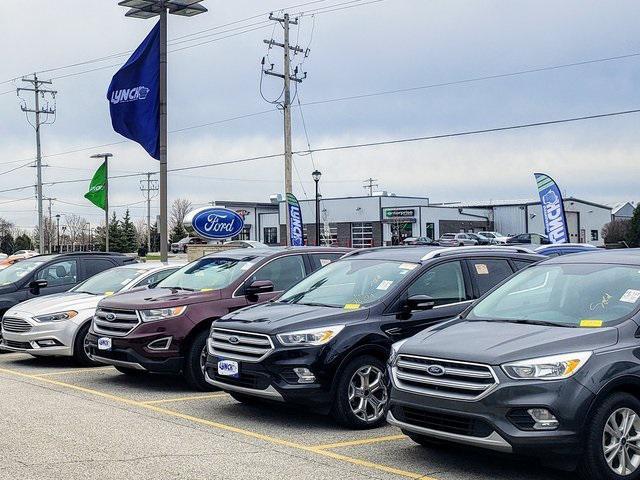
[347,365,388,423]
[603,407,640,475]
[199,345,207,375]
[83,333,92,359]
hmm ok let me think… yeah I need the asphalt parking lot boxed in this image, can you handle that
[0,352,573,480]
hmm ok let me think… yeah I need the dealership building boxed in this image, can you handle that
[214,193,613,247]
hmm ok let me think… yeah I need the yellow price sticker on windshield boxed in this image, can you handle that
[580,319,603,328]
[200,288,213,292]
[104,291,114,296]
[344,303,360,310]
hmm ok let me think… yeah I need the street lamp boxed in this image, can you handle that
[55,214,60,253]
[61,225,67,253]
[312,170,322,246]
[90,153,113,251]
[117,0,208,263]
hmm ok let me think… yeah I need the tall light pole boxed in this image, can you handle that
[312,170,321,246]
[118,0,207,262]
[90,153,113,251]
[55,214,60,253]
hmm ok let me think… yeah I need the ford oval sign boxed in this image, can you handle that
[426,365,446,377]
[184,207,245,240]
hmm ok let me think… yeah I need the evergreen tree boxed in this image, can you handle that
[100,212,124,252]
[121,209,137,253]
[170,222,187,243]
[626,204,640,247]
[149,222,160,253]
[0,233,15,255]
[14,234,33,251]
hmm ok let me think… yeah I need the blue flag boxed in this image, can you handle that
[107,22,160,160]
[534,173,569,244]
[287,193,305,246]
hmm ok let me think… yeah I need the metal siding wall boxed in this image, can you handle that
[493,206,527,236]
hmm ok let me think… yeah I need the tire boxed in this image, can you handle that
[115,366,147,376]
[402,429,446,449]
[72,322,101,367]
[183,329,216,391]
[331,355,389,429]
[578,392,640,480]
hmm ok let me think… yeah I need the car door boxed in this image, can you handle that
[28,259,79,298]
[381,260,473,340]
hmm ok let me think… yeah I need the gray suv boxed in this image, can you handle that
[387,250,640,479]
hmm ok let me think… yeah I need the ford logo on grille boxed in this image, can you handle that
[426,365,445,376]
[105,313,117,321]
[228,336,240,344]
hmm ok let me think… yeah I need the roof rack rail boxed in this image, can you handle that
[421,245,535,261]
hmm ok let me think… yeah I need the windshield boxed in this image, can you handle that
[72,267,151,295]
[467,263,640,327]
[0,258,46,286]
[441,234,454,239]
[279,259,417,308]
[157,256,254,291]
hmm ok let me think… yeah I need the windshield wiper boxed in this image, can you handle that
[470,318,576,328]
[163,286,196,291]
[295,302,337,308]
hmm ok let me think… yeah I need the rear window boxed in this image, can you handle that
[309,253,344,271]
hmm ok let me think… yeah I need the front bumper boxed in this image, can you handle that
[0,314,80,357]
[388,371,593,458]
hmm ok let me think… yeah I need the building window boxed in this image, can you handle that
[263,227,278,245]
[232,226,251,241]
[425,222,435,241]
[351,222,373,248]
[317,223,338,246]
[591,229,599,241]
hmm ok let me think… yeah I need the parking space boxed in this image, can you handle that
[0,352,570,480]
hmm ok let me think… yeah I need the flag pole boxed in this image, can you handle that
[159,7,168,263]
[90,153,112,252]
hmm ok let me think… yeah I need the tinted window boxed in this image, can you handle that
[468,259,514,296]
[249,255,306,292]
[309,253,344,272]
[407,261,466,306]
[36,260,78,287]
[513,259,535,270]
[134,268,179,287]
[85,258,115,278]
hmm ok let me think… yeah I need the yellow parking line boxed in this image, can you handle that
[0,367,434,480]
[143,393,227,404]
[34,367,114,377]
[314,434,407,450]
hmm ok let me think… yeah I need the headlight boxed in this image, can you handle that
[388,338,409,367]
[139,306,187,322]
[33,310,78,322]
[277,325,345,346]
[502,351,592,381]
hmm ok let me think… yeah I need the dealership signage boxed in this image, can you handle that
[184,207,245,240]
[287,193,304,246]
[534,173,569,244]
[383,208,416,224]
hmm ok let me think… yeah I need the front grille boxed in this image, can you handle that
[393,355,497,401]
[2,339,32,350]
[93,308,140,337]
[1,317,32,333]
[392,405,493,438]
[209,328,273,362]
[208,368,271,390]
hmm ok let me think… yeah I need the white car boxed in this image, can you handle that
[476,231,509,244]
[0,263,181,365]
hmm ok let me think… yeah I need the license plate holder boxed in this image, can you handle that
[217,358,239,378]
[97,337,112,351]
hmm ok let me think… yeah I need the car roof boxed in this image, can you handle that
[117,263,184,272]
[344,246,542,263]
[535,243,597,251]
[203,246,351,260]
[543,249,640,265]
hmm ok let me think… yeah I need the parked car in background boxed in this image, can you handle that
[206,246,543,428]
[438,233,478,247]
[468,233,491,245]
[403,237,435,246]
[506,233,551,245]
[0,263,180,364]
[86,247,350,390]
[0,252,137,321]
[223,240,270,249]
[387,250,640,478]
[171,236,211,253]
[9,250,39,261]
[535,243,598,257]
[477,231,509,244]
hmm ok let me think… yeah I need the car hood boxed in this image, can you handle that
[400,319,619,365]
[98,287,222,310]
[214,302,369,334]
[6,292,100,317]
[0,283,18,295]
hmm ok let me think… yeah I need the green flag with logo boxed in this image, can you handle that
[84,162,107,210]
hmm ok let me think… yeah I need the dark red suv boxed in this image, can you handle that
[86,247,349,390]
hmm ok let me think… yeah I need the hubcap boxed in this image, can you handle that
[199,346,207,375]
[83,332,91,359]
[348,365,387,423]
[603,407,640,475]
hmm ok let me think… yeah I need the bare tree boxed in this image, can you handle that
[134,218,147,246]
[64,214,88,248]
[170,198,192,230]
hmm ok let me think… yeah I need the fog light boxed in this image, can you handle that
[147,337,172,351]
[293,367,316,384]
[527,408,559,430]
[36,339,60,347]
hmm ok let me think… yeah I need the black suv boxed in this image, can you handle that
[206,246,543,428]
[0,252,136,318]
[387,250,640,479]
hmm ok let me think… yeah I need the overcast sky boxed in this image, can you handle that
[1,0,639,229]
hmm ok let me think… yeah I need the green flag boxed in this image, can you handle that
[84,162,107,210]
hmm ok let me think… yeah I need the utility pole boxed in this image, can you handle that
[263,12,307,245]
[17,74,56,254]
[44,197,56,254]
[139,172,159,252]
[363,178,379,196]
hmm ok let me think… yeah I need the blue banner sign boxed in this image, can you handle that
[184,207,245,240]
[287,193,304,246]
[107,22,160,160]
[534,173,569,244]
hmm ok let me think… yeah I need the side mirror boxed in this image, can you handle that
[245,280,274,296]
[29,279,48,293]
[406,294,435,311]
